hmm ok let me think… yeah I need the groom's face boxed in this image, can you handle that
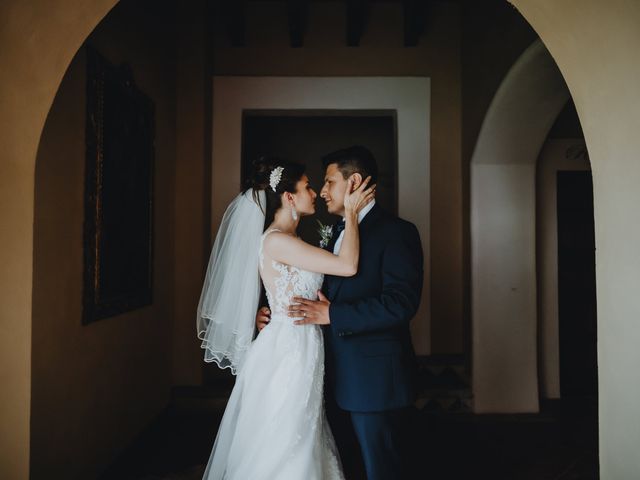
[320,163,349,217]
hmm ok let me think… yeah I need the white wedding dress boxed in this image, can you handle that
[202,229,345,480]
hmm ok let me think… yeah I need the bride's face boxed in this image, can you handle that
[290,174,317,216]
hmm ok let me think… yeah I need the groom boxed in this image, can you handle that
[259,145,423,479]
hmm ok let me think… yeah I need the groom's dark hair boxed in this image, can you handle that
[321,145,378,184]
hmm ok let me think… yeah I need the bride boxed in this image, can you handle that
[197,157,375,479]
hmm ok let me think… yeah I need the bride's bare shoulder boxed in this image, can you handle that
[262,230,300,253]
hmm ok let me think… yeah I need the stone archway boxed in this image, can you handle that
[470,39,570,413]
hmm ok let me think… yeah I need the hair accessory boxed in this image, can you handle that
[269,166,284,192]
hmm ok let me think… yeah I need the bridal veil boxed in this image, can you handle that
[196,189,266,374]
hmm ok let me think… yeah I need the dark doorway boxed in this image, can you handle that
[242,110,397,244]
[557,171,598,397]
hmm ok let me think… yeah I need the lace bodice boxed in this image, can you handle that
[259,229,325,320]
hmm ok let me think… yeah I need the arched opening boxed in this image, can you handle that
[470,39,570,413]
[471,34,598,422]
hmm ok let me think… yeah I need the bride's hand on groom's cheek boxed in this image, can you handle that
[290,291,331,325]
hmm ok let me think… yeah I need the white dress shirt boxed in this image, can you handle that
[333,200,376,255]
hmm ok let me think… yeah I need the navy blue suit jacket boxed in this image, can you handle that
[323,204,423,412]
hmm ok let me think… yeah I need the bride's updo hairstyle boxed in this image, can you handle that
[245,156,307,229]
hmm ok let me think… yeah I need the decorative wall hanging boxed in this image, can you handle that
[83,47,155,324]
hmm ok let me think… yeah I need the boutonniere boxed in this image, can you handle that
[317,220,333,248]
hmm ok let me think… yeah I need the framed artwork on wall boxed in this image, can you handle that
[82,46,155,324]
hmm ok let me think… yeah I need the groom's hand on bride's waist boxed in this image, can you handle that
[256,306,271,332]
[290,291,331,326]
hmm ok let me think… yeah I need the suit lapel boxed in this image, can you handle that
[327,204,383,300]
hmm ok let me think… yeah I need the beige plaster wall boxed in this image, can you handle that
[0,1,120,478]
[212,0,463,354]
[30,2,176,478]
[472,162,539,412]
[511,0,640,476]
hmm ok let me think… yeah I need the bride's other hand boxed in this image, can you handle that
[256,306,270,332]
[343,175,376,216]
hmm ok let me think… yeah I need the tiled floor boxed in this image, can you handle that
[101,396,598,479]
